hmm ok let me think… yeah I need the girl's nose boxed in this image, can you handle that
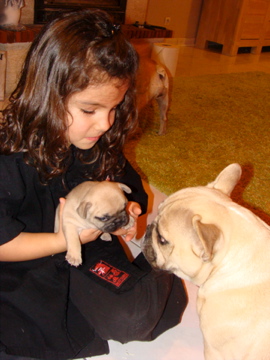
[96,112,115,132]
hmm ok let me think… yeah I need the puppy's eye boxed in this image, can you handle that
[96,215,110,222]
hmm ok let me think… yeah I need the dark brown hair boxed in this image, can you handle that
[0,9,139,182]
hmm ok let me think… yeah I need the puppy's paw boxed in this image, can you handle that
[100,233,112,241]
[65,252,82,267]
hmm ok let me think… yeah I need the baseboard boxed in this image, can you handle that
[164,37,195,46]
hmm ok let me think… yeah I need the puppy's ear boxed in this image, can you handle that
[207,163,242,196]
[117,183,132,194]
[191,215,221,262]
[77,201,92,219]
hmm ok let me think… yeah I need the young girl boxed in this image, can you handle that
[0,9,187,360]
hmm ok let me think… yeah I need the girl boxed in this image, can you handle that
[0,9,187,360]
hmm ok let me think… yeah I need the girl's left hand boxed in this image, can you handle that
[112,201,142,242]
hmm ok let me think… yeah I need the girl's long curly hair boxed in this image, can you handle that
[0,9,139,182]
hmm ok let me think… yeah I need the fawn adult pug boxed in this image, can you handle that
[55,181,133,267]
[142,164,270,360]
[136,57,169,135]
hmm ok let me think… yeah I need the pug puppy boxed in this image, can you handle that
[142,163,270,360]
[55,181,133,267]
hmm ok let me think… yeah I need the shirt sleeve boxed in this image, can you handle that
[0,154,26,244]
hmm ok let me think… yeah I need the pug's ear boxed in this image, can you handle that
[77,201,92,219]
[207,163,242,196]
[117,183,132,194]
[191,215,221,262]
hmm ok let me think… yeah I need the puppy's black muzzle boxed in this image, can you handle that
[102,211,129,233]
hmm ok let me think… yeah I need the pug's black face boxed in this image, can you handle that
[141,223,158,267]
[95,209,129,233]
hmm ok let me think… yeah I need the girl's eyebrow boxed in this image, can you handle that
[77,99,122,107]
[77,100,99,105]
[76,100,108,109]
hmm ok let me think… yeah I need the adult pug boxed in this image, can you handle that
[55,181,133,267]
[142,163,270,360]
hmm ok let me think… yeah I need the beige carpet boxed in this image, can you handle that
[124,71,270,217]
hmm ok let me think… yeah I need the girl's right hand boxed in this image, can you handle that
[79,228,102,244]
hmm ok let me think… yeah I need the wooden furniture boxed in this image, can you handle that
[121,25,172,40]
[34,0,127,24]
[0,24,172,44]
[195,0,270,56]
[0,25,43,44]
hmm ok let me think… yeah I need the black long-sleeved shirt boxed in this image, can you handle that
[0,150,148,360]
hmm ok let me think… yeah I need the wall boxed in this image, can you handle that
[21,0,34,24]
[145,0,202,40]
[125,0,148,24]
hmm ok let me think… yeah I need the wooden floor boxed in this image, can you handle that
[175,44,270,77]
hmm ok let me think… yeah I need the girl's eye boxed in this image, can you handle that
[81,109,95,115]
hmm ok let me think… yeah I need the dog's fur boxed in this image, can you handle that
[136,57,169,135]
[55,181,133,266]
[142,164,270,359]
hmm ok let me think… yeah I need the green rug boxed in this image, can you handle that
[124,71,270,216]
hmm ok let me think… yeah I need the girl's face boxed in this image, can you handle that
[66,79,129,150]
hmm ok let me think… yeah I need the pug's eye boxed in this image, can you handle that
[155,226,169,246]
[96,215,110,222]
[158,235,169,246]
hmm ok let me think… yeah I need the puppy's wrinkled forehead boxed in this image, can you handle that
[91,189,127,214]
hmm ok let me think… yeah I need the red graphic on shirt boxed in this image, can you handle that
[89,260,129,287]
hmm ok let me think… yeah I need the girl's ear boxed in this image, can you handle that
[76,201,92,219]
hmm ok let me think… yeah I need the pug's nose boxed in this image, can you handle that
[116,215,129,228]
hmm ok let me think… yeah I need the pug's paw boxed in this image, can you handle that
[65,251,82,267]
[100,232,112,241]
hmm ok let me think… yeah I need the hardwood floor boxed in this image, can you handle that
[175,45,270,77]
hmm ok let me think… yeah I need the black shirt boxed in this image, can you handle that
[0,151,148,360]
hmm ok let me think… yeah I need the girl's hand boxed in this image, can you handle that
[112,201,142,242]
[79,228,103,244]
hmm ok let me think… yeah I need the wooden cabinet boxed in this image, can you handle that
[195,0,270,56]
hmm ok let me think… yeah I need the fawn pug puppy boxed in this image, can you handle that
[142,164,270,360]
[55,181,133,266]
